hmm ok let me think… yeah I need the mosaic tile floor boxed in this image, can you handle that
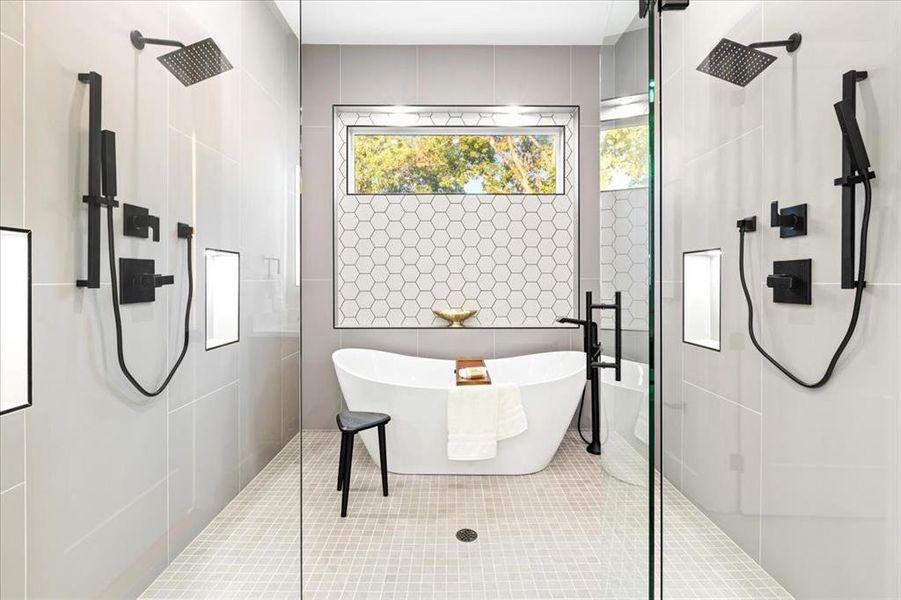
[143,431,792,599]
[141,436,300,599]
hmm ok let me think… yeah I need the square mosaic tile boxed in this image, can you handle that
[142,431,792,599]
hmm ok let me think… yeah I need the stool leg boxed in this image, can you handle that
[378,424,388,497]
[337,433,348,492]
[341,433,354,518]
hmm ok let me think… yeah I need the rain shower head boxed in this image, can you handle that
[131,30,233,87]
[697,33,801,87]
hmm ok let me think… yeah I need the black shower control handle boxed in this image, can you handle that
[767,274,796,289]
[769,201,807,238]
[139,273,174,288]
[123,203,160,242]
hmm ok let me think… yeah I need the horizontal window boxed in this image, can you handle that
[348,127,564,195]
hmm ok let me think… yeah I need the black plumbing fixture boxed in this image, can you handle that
[697,33,801,87]
[76,71,195,397]
[766,259,811,305]
[770,200,807,238]
[131,30,233,87]
[736,70,875,388]
[76,72,117,289]
[557,290,622,455]
[123,204,161,242]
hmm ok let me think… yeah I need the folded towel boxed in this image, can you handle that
[447,384,526,460]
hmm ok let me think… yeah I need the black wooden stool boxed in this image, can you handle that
[336,411,390,517]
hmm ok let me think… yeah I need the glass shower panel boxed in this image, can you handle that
[657,1,901,598]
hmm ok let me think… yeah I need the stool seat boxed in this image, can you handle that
[336,411,390,433]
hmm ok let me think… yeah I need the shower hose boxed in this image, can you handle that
[738,175,872,388]
[105,205,193,397]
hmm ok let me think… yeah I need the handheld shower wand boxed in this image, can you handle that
[736,77,876,388]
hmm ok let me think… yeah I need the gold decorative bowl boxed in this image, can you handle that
[432,308,478,328]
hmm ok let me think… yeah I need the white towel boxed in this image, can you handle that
[447,384,527,460]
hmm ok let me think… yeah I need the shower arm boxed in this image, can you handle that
[130,30,185,50]
[748,33,802,53]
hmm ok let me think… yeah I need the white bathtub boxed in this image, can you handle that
[332,349,586,475]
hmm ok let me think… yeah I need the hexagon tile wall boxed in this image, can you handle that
[333,106,579,328]
[599,187,649,331]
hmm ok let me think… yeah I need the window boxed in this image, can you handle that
[600,94,649,191]
[349,127,564,195]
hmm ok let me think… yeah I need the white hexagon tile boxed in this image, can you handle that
[333,107,579,328]
[600,187,649,331]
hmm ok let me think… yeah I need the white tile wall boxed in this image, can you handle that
[659,1,901,598]
[0,1,299,596]
[333,106,579,328]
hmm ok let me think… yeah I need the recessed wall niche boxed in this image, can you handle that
[0,227,32,414]
[205,249,240,350]
[682,248,721,351]
[333,106,579,328]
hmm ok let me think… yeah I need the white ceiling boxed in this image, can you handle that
[300,1,646,46]
[274,0,301,38]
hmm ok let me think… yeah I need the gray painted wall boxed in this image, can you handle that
[301,45,619,430]
[0,2,299,597]
[659,2,900,598]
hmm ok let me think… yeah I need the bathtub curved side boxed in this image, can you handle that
[333,349,586,475]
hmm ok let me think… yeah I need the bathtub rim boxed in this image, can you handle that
[332,347,587,390]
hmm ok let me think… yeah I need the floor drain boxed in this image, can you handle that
[455,528,478,543]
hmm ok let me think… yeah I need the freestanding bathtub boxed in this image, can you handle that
[332,349,586,475]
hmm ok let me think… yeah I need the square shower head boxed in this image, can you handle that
[697,38,776,87]
[157,38,233,87]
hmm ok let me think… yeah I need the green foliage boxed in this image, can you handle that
[600,125,649,190]
[353,134,558,194]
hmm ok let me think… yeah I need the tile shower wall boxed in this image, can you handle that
[600,187,649,330]
[0,1,299,597]
[302,45,602,428]
[333,107,578,328]
[659,2,900,599]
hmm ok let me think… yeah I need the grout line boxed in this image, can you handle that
[165,0,172,566]
[167,124,238,165]
[682,380,762,416]
[491,46,496,104]
[167,379,240,416]
[0,479,25,497]
[0,30,23,46]
[21,4,28,595]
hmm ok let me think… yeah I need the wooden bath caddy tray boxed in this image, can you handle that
[455,358,492,386]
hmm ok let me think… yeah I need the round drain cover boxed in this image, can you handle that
[456,528,478,543]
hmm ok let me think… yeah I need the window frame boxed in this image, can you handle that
[346,125,566,196]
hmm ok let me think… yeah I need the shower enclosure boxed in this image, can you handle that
[654,1,901,598]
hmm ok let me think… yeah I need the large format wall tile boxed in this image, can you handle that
[301,280,341,429]
[681,382,761,561]
[25,0,168,286]
[494,46,571,105]
[301,45,339,127]
[0,484,26,600]
[0,0,23,42]
[168,382,239,559]
[0,35,23,227]
[26,284,169,598]
[758,284,900,599]
[417,46,494,105]
[0,411,24,493]
[339,45,417,105]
